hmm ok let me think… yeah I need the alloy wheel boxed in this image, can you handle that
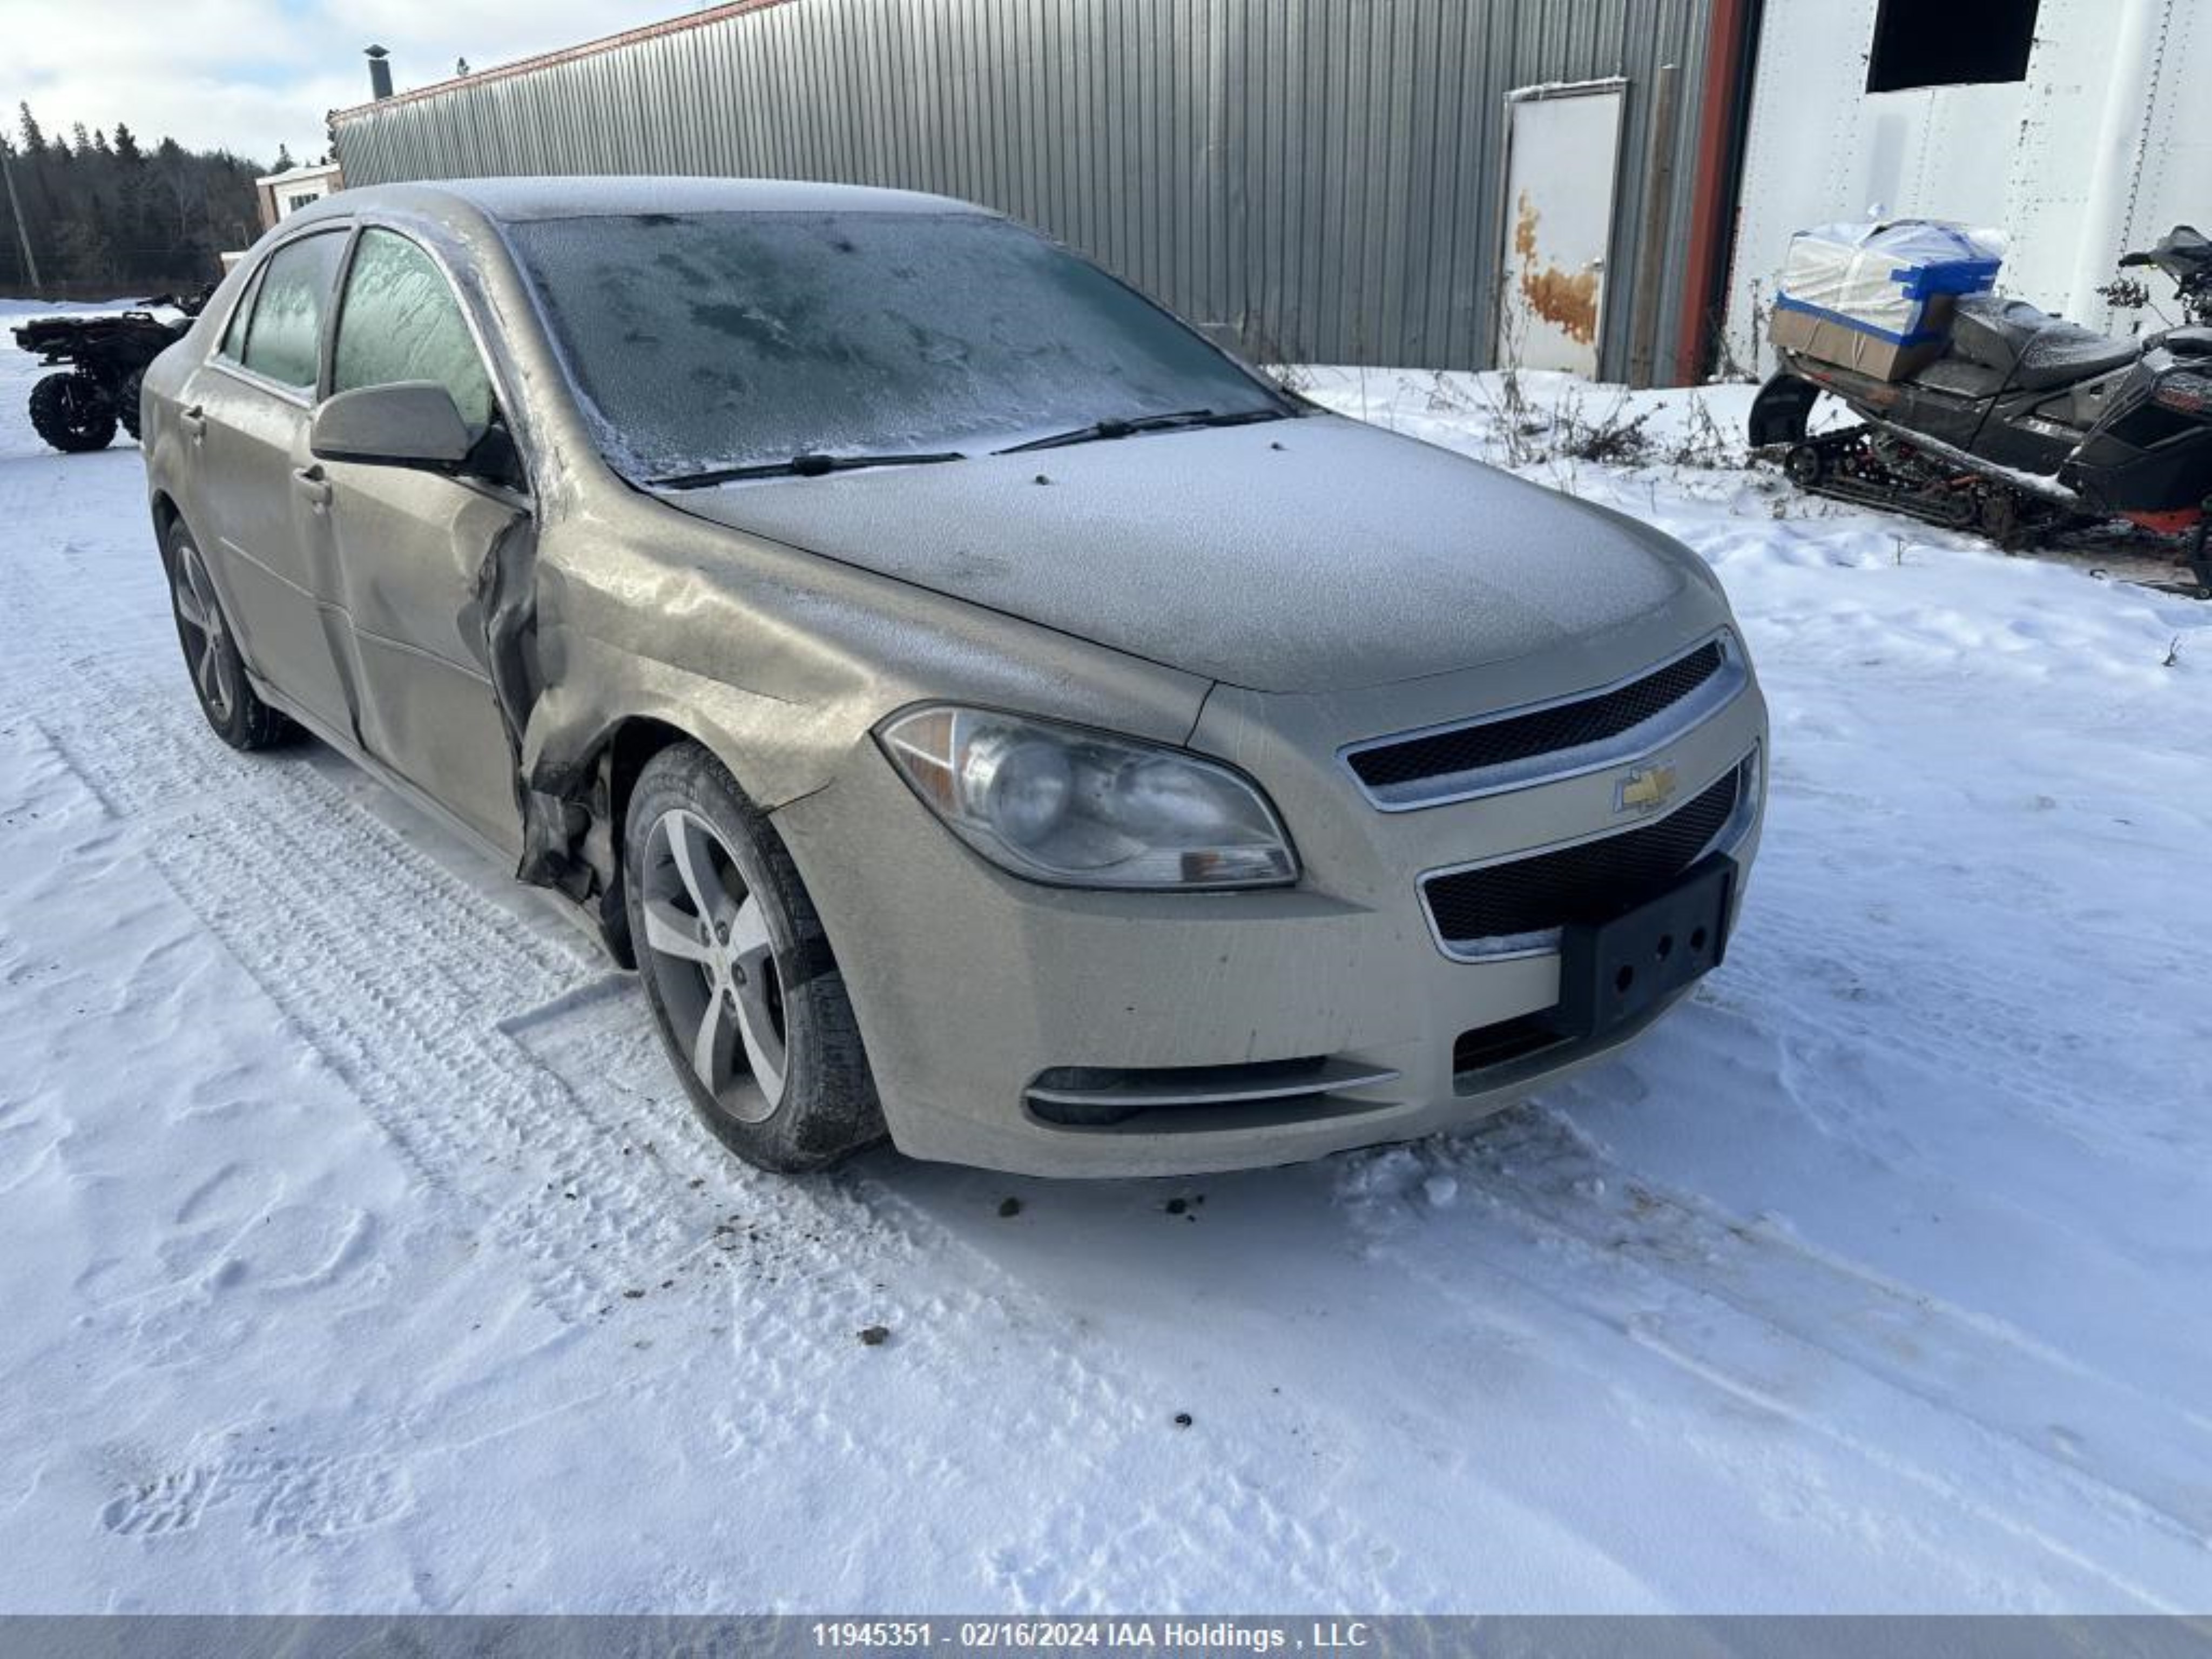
[638,807,790,1123]
[170,540,237,723]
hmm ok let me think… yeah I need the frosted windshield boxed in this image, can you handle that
[509,211,1282,481]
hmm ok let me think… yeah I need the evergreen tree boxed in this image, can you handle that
[0,119,260,295]
[271,141,294,173]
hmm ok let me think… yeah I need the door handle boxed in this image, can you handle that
[293,464,332,511]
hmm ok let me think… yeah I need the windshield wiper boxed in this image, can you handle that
[651,450,965,490]
[995,406,1288,455]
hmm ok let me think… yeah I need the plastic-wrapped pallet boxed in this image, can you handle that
[1772,220,2006,381]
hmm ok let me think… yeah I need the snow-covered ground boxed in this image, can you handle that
[1,318,2208,1612]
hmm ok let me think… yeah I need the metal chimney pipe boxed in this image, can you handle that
[365,45,393,100]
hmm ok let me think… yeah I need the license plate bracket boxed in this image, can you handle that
[1554,857,1736,1043]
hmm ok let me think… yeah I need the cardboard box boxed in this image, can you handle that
[1771,293,1955,382]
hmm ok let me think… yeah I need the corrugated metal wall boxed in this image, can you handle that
[332,0,1719,377]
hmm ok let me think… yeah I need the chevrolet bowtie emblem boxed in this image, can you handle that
[1615,762,1679,815]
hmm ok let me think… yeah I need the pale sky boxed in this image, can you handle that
[2,0,680,171]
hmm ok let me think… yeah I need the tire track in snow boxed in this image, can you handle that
[1721,881,2209,1164]
[18,628,1377,1602]
[856,1174,1443,1611]
[1337,1110,2210,1608]
[138,793,682,1329]
[515,988,1433,1609]
[18,649,691,1327]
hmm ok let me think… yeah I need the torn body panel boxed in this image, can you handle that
[318,468,532,855]
[506,488,1219,920]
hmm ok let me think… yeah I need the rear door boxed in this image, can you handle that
[181,228,354,731]
[317,226,530,855]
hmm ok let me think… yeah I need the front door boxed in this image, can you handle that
[315,226,530,857]
[1497,80,1627,377]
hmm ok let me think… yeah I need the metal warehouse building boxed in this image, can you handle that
[329,0,1750,386]
[328,0,2206,386]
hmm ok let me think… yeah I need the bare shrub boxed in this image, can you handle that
[1472,362,1550,466]
[1423,370,1477,413]
[1557,397,1654,464]
[1666,392,1741,470]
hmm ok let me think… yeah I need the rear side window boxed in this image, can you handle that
[332,228,495,434]
[240,232,346,390]
[218,269,261,361]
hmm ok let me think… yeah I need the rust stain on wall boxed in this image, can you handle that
[1512,193,1599,346]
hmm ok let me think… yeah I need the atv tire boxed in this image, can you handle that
[117,369,145,442]
[29,372,117,453]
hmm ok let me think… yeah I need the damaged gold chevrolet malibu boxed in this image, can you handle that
[139,176,1768,1179]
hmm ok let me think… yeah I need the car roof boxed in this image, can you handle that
[309,175,989,225]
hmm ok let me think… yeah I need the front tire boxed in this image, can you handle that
[163,520,295,751]
[29,372,117,453]
[625,742,885,1173]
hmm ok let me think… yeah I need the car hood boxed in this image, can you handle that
[659,414,1714,694]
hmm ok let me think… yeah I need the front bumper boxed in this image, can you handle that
[774,632,1769,1178]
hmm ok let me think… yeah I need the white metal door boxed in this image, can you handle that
[1498,80,1627,376]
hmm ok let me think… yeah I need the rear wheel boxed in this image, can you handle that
[624,742,885,1173]
[117,369,145,442]
[164,520,295,751]
[28,372,116,453]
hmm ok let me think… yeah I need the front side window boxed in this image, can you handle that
[509,210,1285,483]
[240,231,346,390]
[332,227,496,434]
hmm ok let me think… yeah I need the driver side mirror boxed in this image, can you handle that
[311,381,474,472]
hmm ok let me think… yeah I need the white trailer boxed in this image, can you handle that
[1724,0,2209,374]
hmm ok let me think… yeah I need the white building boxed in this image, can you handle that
[253,160,345,232]
[1725,0,2208,372]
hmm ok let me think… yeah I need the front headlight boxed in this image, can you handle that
[877,706,1298,889]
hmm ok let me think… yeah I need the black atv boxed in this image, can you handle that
[12,289,208,454]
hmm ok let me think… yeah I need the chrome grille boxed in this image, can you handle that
[1343,635,1744,812]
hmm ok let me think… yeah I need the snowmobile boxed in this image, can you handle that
[12,288,208,454]
[1749,226,2212,594]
